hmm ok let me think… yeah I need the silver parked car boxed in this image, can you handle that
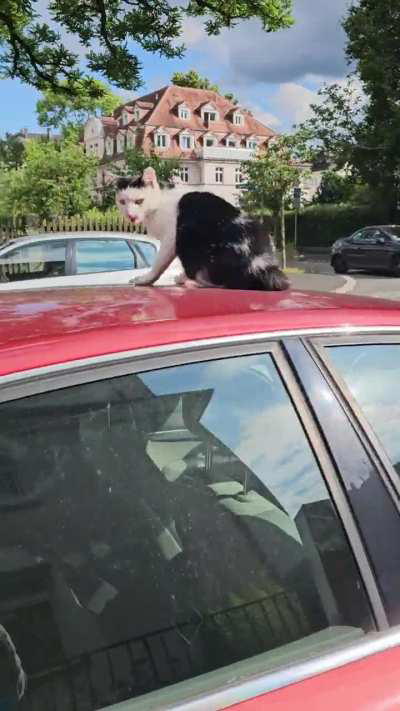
[0,232,179,289]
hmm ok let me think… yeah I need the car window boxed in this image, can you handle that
[75,239,136,273]
[352,229,376,243]
[327,344,400,475]
[134,240,157,268]
[0,241,66,281]
[0,354,374,709]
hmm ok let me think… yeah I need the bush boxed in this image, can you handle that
[285,204,391,249]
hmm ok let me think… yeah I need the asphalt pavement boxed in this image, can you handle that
[289,256,400,302]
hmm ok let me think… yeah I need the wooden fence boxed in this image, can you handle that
[0,215,145,243]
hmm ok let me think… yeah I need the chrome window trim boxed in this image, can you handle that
[2,325,400,396]
[109,625,400,711]
[308,335,400,508]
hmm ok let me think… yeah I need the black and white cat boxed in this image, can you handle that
[115,166,289,290]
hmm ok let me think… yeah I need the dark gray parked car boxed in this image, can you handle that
[331,225,400,275]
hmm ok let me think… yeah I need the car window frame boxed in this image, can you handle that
[0,334,385,633]
[0,238,73,280]
[70,237,138,275]
[133,239,158,268]
[309,334,400,508]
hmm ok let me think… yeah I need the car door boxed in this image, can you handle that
[69,237,149,285]
[0,341,382,710]
[343,229,376,269]
[355,229,393,270]
[0,239,73,290]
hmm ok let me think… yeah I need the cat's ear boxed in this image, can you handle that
[142,166,158,189]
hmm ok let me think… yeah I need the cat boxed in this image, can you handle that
[115,166,289,290]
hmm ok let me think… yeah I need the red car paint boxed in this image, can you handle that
[0,286,400,376]
[225,644,400,710]
[2,286,400,709]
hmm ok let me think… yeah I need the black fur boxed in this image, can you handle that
[116,175,144,191]
[176,192,289,291]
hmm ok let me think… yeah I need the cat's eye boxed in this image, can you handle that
[135,198,144,205]
[119,198,126,205]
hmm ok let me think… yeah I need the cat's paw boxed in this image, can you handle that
[129,273,155,286]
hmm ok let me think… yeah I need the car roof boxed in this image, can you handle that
[0,232,158,249]
[0,286,400,377]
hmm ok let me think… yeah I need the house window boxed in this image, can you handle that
[215,166,224,183]
[247,139,258,150]
[204,111,217,123]
[180,134,192,150]
[127,133,134,148]
[179,106,190,120]
[235,167,244,185]
[234,113,243,125]
[106,139,114,155]
[134,109,140,121]
[117,136,125,152]
[226,136,237,148]
[204,134,216,147]
[179,166,189,183]
[155,133,168,149]
[122,112,129,126]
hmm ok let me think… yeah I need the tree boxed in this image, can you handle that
[0,133,25,170]
[3,137,97,220]
[343,0,400,215]
[171,70,238,103]
[300,1,400,216]
[36,79,122,130]
[171,70,220,93]
[0,1,293,96]
[313,171,353,205]
[240,134,310,268]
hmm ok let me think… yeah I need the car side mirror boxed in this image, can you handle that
[377,236,386,244]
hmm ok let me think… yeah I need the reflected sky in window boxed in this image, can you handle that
[140,354,328,518]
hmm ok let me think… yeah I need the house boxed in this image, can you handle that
[84,85,277,205]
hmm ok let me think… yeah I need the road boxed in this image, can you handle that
[290,260,400,301]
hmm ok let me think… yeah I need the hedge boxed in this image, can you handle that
[285,204,391,249]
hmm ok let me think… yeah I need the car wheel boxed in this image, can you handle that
[332,255,348,274]
[391,255,400,277]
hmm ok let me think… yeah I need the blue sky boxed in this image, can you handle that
[0,0,351,138]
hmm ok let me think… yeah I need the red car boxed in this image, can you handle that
[2,286,400,711]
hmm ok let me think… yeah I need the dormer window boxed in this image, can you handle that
[154,129,170,149]
[180,132,193,150]
[201,103,219,124]
[233,111,243,126]
[225,134,238,148]
[247,136,258,150]
[133,108,140,121]
[203,132,216,147]
[122,111,130,126]
[178,103,190,120]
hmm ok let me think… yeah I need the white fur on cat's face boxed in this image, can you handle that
[115,166,165,225]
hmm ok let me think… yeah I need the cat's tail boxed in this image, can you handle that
[247,256,290,291]
[261,265,290,291]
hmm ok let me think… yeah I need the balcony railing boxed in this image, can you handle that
[198,146,255,161]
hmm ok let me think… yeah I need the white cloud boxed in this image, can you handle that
[270,83,321,126]
[181,17,207,48]
[248,104,281,129]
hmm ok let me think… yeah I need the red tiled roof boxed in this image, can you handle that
[101,85,276,158]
